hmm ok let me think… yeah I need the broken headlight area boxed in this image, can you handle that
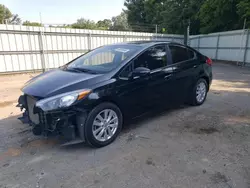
[17,95,87,142]
[36,89,91,111]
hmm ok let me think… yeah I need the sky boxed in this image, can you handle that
[0,0,125,24]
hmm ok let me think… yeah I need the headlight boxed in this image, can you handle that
[36,89,91,111]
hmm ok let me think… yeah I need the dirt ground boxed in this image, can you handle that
[0,63,249,188]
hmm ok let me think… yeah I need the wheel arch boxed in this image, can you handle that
[200,76,210,91]
[88,96,124,116]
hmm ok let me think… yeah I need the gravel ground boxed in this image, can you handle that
[0,63,249,188]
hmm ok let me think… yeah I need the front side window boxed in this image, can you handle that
[134,45,167,70]
[120,45,167,78]
[67,45,141,73]
[169,45,193,64]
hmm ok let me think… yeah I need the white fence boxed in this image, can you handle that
[190,29,250,66]
[0,24,184,73]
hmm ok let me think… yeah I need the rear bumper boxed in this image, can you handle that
[17,95,87,142]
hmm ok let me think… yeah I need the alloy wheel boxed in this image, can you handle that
[92,109,118,142]
[196,82,207,103]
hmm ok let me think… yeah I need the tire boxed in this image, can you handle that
[189,78,208,106]
[84,102,123,148]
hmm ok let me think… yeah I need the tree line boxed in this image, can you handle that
[0,0,250,34]
[125,0,250,34]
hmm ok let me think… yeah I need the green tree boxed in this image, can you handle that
[144,0,164,24]
[23,21,42,27]
[111,12,130,31]
[71,18,97,29]
[160,0,205,35]
[97,19,112,30]
[124,0,250,34]
[124,0,204,34]
[161,0,188,34]
[0,4,11,24]
[199,0,241,33]
[124,0,147,25]
[0,4,21,24]
[125,0,165,32]
[237,0,250,28]
[142,0,165,32]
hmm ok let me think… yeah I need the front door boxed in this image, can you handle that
[131,44,175,107]
[115,62,151,117]
[137,44,174,106]
[116,44,173,116]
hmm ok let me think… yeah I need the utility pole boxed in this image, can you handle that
[39,12,46,72]
[184,19,190,45]
[187,19,190,46]
[243,18,247,31]
[155,24,158,40]
[237,18,247,66]
[39,12,43,26]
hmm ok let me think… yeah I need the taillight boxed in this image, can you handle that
[206,57,212,66]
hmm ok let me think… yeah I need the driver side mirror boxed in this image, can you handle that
[131,67,150,79]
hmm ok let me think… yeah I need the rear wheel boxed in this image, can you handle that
[190,78,208,106]
[84,102,123,147]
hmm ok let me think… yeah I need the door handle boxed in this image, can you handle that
[164,74,172,79]
[133,76,149,80]
[163,67,173,73]
[193,65,198,68]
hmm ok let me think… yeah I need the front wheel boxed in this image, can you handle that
[84,102,123,147]
[190,78,208,106]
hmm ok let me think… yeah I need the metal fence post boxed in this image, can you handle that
[243,29,250,66]
[197,36,200,51]
[38,31,46,72]
[215,34,220,60]
[88,33,92,51]
[123,35,127,42]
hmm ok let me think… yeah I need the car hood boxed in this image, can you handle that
[22,69,104,98]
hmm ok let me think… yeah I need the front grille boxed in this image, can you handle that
[26,95,40,125]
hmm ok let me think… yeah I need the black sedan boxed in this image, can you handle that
[17,41,212,147]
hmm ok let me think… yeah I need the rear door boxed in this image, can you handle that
[168,45,201,103]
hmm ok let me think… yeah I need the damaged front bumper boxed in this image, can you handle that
[17,95,88,143]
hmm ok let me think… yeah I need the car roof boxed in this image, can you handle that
[110,40,184,48]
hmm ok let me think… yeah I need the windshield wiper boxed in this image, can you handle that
[66,67,98,74]
[65,67,82,73]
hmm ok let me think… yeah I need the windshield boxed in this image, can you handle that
[66,45,141,73]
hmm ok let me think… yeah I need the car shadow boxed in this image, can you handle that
[122,104,190,133]
[62,104,191,151]
[0,114,97,157]
[0,104,189,152]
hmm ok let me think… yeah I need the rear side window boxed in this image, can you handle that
[187,49,195,59]
[169,45,194,64]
